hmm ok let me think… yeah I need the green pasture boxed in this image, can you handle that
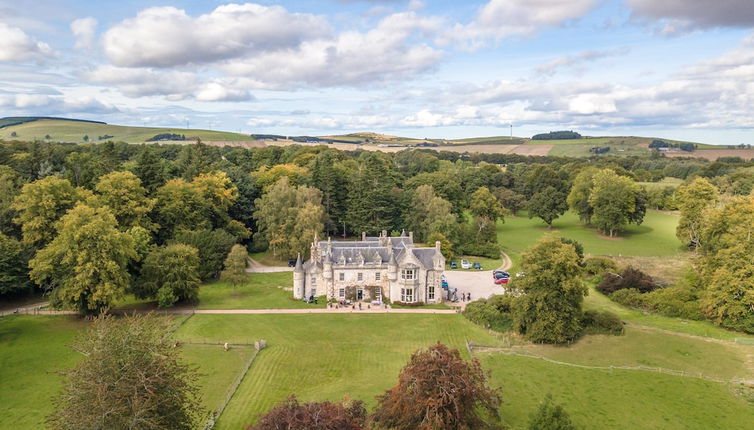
[2,310,753,430]
[482,353,754,430]
[0,119,252,144]
[499,210,683,267]
[174,313,502,429]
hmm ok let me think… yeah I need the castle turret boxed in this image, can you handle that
[387,249,398,281]
[323,252,333,279]
[293,253,304,299]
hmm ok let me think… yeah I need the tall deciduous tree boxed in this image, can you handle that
[405,185,458,243]
[676,177,719,249]
[567,167,599,223]
[469,186,505,224]
[698,197,754,333]
[173,229,237,281]
[221,244,248,288]
[29,204,135,313]
[12,176,87,248]
[0,232,29,296]
[372,343,502,430]
[0,165,21,237]
[94,171,156,231]
[528,186,568,228]
[153,179,211,241]
[137,244,201,308]
[48,314,203,429]
[254,177,325,258]
[513,236,586,343]
[588,169,645,237]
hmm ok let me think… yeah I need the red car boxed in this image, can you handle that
[494,277,509,284]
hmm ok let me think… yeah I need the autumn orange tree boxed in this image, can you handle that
[371,343,503,430]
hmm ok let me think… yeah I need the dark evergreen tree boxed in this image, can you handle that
[133,145,165,192]
[311,150,349,236]
[345,153,399,234]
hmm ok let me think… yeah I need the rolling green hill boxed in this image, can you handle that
[0,118,253,144]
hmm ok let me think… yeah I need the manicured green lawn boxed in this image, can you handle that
[482,353,754,430]
[197,273,326,309]
[115,272,326,310]
[249,251,291,267]
[499,210,683,268]
[175,313,503,429]
[0,315,253,429]
[0,316,83,429]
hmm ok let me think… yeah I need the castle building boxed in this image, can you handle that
[293,230,445,304]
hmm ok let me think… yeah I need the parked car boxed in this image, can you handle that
[461,259,471,269]
[287,258,297,267]
[450,261,458,269]
[441,278,449,289]
[493,270,510,279]
[494,277,509,285]
[472,262,482,270]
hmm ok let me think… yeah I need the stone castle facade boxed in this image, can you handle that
[293,231,445,304]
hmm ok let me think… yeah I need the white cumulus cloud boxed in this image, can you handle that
[0,22,55,62]
[71,17,98,50]
[102,3,330,68]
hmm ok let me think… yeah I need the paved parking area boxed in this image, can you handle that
[443,270,506,306]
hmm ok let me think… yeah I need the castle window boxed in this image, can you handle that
[375,272,381,281]
[428,285,435,300]
[339,288,345,298]
[401,269,415,281]
[401,288,414,302]
[357,272,363,281]
[339,272,345,281]
[311,276,317,286]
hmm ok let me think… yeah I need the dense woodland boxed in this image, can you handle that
[1,139,753,332]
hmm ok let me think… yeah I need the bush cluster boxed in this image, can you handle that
[597,266,658,294]
[583,257,618,276]
[581,310,624,335]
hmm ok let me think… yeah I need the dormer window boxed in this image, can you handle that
[338,255,346,265]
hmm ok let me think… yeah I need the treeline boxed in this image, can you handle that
[146,133,186,141]
[1,139,754,316]
[649,139,696,152]
[531,130,582,140]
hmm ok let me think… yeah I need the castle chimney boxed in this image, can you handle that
[409,231,413,241]
[361,232,366,241]
[435,241,441,251]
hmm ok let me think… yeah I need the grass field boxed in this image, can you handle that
[499,210,683,267]
[481,354,754,430]
[638,177,684,189]
[3,310,752,430]
[174,313,503,429]
[115,272,326,310]
[0,119,252,144]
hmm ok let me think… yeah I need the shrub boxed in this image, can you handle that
[597,266,658,294]
[609,288,646,309]
[581,310,624,336]
[457,242,500,259]
[583,257,618,276]
[464,297,514,332]
[644,285,704,320]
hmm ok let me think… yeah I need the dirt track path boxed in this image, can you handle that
[245,258,293,273]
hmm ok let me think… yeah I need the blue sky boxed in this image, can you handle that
[1,0,754,144]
